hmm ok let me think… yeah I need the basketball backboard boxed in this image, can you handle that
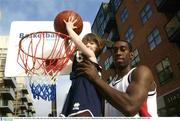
[5,21,91,77]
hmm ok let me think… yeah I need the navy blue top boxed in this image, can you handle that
[61,55,103,117]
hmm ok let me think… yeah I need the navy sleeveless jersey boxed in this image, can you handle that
[61,55,103,117]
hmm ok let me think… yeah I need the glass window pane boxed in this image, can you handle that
[147,35,153,43]
[136,56,140,62]
[141,11,145,18]
[150,42,155,50]
[145,4,150,11]
[156,63,163,72]
[155,36,161,45]
[154,28,159,36]
[131,60,136,66]
[162,58,170,68]
[121,8,128,23]
[156,58,173,85]
[103,46,107,53]
[130,33,134,40]
[159,72,165,83]
[142,17,147,24]
[147,10,152,18]
[140,3,152,24]
[134,49,138,56]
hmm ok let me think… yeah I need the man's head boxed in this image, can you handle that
[112,40,133,68]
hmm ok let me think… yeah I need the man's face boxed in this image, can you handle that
[112,41,132,68]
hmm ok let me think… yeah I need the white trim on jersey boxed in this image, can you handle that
[68,109,94,117]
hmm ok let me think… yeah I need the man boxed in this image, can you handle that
[76,40,158,117]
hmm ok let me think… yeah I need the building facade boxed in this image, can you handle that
[0,36,35,117]
[0,36,16,116]
[92,0,180,116]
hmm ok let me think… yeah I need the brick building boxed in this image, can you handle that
[92,0,180,116]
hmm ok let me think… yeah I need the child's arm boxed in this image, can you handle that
[64,16,97,62]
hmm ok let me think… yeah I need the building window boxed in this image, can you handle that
[131,49,140,67]
[120,8,128,23]
[96,9,105,37]
[0,59,6,67]
[104,56,113,70]
[114,0,122,11]
[107,30,113,41]
[0,71,3,77]
[97,56,100,62]
[97,25,104,37]
[147,27,162,50]
[155,0,163,6]
[140,3,152,24]
[97,10,104,25]
[155,58,173,85]
[104,59,109,70]
[125,26,134,42]
[102,46,107,53]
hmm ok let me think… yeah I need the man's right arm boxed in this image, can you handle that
[77,60,155,116]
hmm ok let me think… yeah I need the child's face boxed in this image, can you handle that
[85,41,98,53]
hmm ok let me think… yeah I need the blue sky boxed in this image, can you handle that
[0,0,109,35]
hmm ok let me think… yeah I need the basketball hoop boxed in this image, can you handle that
[17,31,76,101]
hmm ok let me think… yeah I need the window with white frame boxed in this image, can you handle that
[125,26,134,42]
[140,3,152,24]
[114,0,122,11]
[120,8,128,23]
[107,30,113,41]
[102,46,107,53]
[131,49,140,67]
[147,27,162,50]
[104,56,113,70]
[155,58,173,85]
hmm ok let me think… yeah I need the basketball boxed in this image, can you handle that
[54,10,83,35]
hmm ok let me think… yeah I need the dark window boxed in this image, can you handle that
[155,58,173,85]
[120,8,128,23]
[125,26,134,42]
[131,49,140,67]
[140,3,152,24]
[104,56,113,70]
[114,0,122,11]
[147,27,162,50]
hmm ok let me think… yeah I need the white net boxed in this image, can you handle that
[17,31,75,101]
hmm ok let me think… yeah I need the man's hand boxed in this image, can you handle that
[76,60,100,83]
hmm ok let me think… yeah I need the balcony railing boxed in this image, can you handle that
[21,85,29,94]
[0,87,15,100]
[19,102,28,110]
[3,77,17,88]
[28,102,33,106]
[18,112,28,117]
[0,100,14,113]
[20,94,28,102]
[166,11,180,42]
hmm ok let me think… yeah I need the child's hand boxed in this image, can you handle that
[63,16,77,31]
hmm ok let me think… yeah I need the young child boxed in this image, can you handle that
[60,16,104,117]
